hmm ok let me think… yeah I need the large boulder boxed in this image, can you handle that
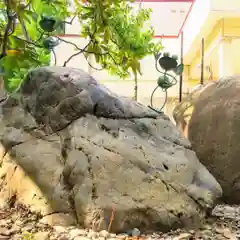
[173,82,213,138]
[188,76,240,204]
[0,67,222,233]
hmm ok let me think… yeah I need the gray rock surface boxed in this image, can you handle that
[0,66,222,233]
[188,75,240,204]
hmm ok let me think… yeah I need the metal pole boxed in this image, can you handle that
[200,38,204,85]
[88,55,93,75]
[179,31,184,102]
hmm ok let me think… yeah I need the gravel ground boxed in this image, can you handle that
[0,205,240,240]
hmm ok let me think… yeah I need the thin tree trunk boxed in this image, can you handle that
[134,72,138,101]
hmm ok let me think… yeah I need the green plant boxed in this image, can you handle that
[0,0,162,95]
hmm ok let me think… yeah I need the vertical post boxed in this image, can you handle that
[200,38,204,85]
[179,31,184,102]
[88,55,93,75]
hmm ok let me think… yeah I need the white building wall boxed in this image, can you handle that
[182,0,212,57]
[211,0,240,11]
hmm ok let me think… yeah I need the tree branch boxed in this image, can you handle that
[19,18,31,41]
[63,15,76,25]
[55,36,81,51]
[63,39,92,67]
[55,35,121,67]
[83,53,104,71]
[62,27,97,67]
[14,36,43,48]
[0,0,15,59]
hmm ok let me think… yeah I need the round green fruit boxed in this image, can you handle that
[157,75,172,89]
[163,52,170,57]
[159,56,178,71]
[39,17,56,32]
[172,54,178,60]
[43,37,59,49]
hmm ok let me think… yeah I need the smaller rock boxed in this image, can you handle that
[151,233,161,237]
[0,235,10,240]
[12,234,22,240]
[98,237,106,240]
[87,231,98,238]
[68,226,77,230]
[7,228,18,235]
[0,220,7,227]
[222,228,233,239]
[50,233,60,240]
[109,233,117,238]
[21,223,35,232]
[116,233,128,239]
[131,228,141,237]
[40,213,76,227]
[36,222,50,229]
[197,230,213,239]
[54,225,68,234]
[75,237,90,240]
[172,233,192,240]
[34,231,49,240]
[201,224,211,230]
[4,220,11,225]
[99,230,109,238]
[223,206,236,213]
[162,233,171,238]
[58,235,71,240]
[0,228,10,236]
[14,220,22,227]
[70,229,87,238]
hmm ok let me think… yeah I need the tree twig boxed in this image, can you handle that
[62,27,97,67]
[14,36,43,48]
[34,31,45,43]
[55,35,121,67]
[63,15,76,25]
[63,39,92,67]
[52,49,57,65]
[83,53,104,71]
[55,36,82,51]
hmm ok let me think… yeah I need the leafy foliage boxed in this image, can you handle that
[0,0,162,93]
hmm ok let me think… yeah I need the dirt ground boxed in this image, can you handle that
[0,204,240,240]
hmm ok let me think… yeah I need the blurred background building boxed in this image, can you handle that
[54,0,240,117]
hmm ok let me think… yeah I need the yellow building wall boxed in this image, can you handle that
[223,18,240,37]
[186,18,240,83]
